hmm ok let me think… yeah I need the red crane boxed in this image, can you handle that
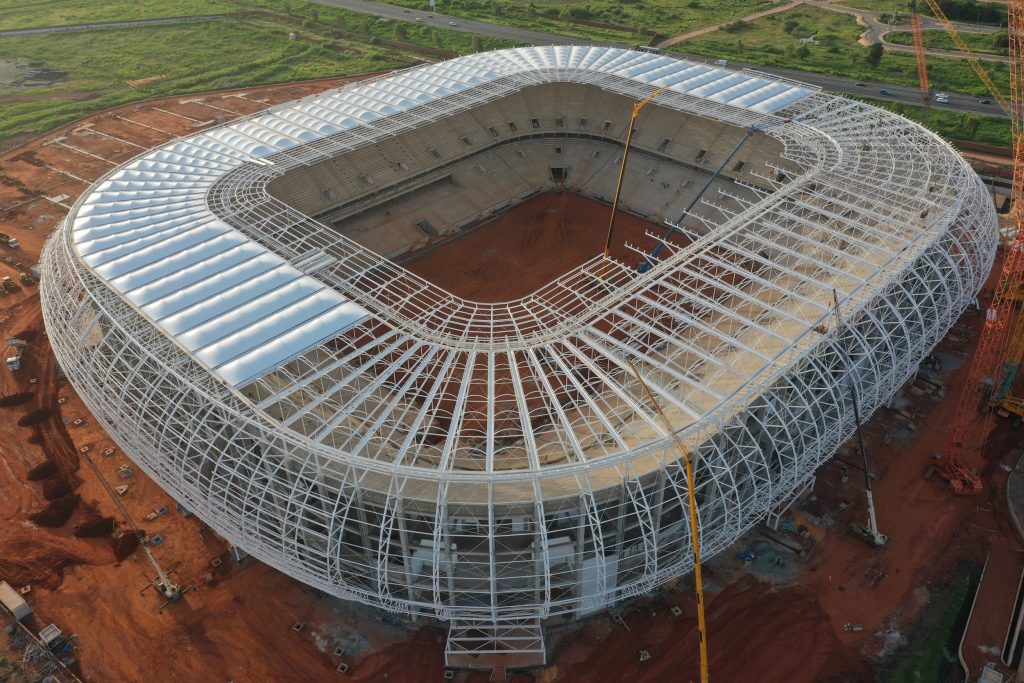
[917,0,1015,494]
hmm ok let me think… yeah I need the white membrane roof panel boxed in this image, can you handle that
[69,46,812,388]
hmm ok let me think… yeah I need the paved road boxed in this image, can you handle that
[708,58,1007,117]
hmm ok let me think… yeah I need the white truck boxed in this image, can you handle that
[5,338,26,371]
[0,580,32,620]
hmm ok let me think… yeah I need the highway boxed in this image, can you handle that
[310,0,1008,119]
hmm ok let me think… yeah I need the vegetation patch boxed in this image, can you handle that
[875,563,979,683]
[263,0,774,43]
[860,95,1011,147]
[678,6,1009,98]
[0,0,236,30]
[0,18,411,147]
[840,0,1006,25]
[886,29,1008,56]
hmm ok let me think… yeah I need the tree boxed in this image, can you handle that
[472,35,483,52]
[394,23,407,40]
[891,101,905,115]
[795,44,810,60]
[960,113,980,138]
[865,42,884,68]
[527,2,537,17]
[783,19,799,33]
[491,0,500,16]
[309,7,319,23]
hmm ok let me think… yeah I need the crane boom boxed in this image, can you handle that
[922,0,1010,113]
[603,84,669,258]
[628,359,709,682]
[911,3,931,102]
[935,0,1018,493]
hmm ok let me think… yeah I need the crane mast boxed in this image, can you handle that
[919,0,1018,493]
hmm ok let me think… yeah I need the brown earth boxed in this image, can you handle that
[550,577,871,683]
[406,191,669,303]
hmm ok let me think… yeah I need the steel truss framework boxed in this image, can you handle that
[40,48,996,652]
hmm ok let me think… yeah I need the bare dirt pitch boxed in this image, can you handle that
[0,75,1016,683]
[405,191,666,302]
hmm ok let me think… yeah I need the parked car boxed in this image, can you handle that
[855,82,866,86]
[981,99,993,105]
[449,21,458,26]
[879,88,891,95]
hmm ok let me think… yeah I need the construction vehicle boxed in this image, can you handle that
[2,276,17,292]
[5,338,26,371]
[994,395,1024,426]
[908,0,1014,494]
[78,445,194,610]
[831,290,887,547]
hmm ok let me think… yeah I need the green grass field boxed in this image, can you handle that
[678,6,1009,98]
[234,0,517,52]
[317,0,776,43]
[838,0,1006,25]
[885,29,1008,56]
[0,0,237,30]
[0,19,411,146]
[860,96,1010,146]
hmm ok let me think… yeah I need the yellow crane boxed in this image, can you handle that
[609,82,708,680]
[603,84,670,258]
[628,359,709,682]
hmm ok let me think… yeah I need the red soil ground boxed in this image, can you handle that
[0,74,1015,683]
[405,191,667,302]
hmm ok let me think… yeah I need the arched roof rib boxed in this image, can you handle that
[60,46,979,478]
[68,47,816,389]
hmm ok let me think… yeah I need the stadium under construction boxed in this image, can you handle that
[38,46,998,665]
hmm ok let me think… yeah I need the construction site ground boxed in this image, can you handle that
[0,76,1020,682]
[405,191,669,303]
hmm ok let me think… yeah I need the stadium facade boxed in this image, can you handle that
[40,47,997,663]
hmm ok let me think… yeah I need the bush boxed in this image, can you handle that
[722,20,748,33]
[783,19,799,33]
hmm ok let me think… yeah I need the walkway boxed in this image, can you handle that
[657,0,802,49]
